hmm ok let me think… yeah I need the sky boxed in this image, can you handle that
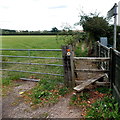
[0,0,120,31]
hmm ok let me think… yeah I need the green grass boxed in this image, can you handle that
[86,95,120,119]
[2,35,62,49]
[1,35,64,85]
[29,77,70,105]
[85,87,120,119]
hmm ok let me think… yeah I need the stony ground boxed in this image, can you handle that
[2,80,83,118]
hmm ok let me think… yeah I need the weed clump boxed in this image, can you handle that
[30,78,70,105]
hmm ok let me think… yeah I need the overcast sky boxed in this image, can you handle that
[0,0,120,31]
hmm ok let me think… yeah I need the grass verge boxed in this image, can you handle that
[69,86,120,119]
[22,77,70,107]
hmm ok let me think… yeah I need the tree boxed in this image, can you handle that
[51,27,59,33]
[79,12,109,42]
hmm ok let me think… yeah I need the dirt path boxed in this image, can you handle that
[2,56,103,119]
[2,80,82,119]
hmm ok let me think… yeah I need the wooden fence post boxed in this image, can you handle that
[98,42,101,69]
[96,41,99,57]
[109,48,114,89]
[62,45,75,88]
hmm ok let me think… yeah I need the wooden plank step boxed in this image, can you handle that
[73,75,105,92]
[75,80,110,86]
[74,57,110,61]
[75,69,109,73]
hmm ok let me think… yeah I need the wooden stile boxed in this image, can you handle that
[74,75,105,92]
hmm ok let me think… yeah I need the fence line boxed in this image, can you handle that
[96,41,110,79]
[97,41,120,106]
[109,48,120,105]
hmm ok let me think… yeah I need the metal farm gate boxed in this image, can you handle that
[0,49,64,81]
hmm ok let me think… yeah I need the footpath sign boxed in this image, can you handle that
[107,3,117,18]
[100,37,108,46]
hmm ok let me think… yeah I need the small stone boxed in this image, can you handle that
[19,92,24,95]
[73,92,76,95]
[87,101,91,104]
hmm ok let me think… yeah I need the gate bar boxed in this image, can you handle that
[0,49,62,51]
[0,61,63,67]
[0,55,62,59]
[0,69,64,77]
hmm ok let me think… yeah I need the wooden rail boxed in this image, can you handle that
[75,69,109,73]
[74,57,110,61]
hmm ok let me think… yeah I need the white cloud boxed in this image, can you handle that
[0,0,120,30]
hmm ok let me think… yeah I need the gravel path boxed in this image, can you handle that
[2,80,82,119]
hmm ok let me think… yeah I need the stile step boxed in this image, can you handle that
[74,75,105,92]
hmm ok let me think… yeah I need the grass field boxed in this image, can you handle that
[1,35,62,49]
[1,35,64,85]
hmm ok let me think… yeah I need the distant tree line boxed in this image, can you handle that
[1,27,77,36]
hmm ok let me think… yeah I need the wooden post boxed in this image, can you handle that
[109,48,114,89]
[98,42,101,69]
[70,46,75,87]
[62,46,68,87]
[62,45,75,88]
[96,41,99,57]
[98,42,101,57]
